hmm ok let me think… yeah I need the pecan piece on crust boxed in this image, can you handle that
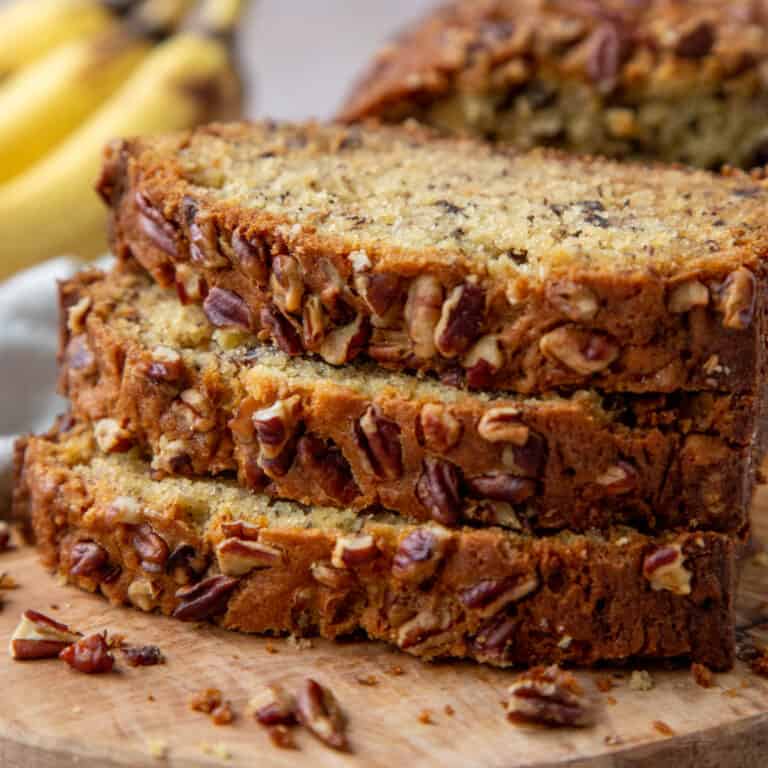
[132,524,169,574]
[594,461,639,495]
[296,435,361,505]
[147,345,185,383]
[392,527,452,583]
[135,191,177,256]
[434,283,485,358]
[331,534,378,569]
[174,263,208,305]
[668,280,709,313]
[270,254,305,315]
[260,305,303,355]
[539,326,618,375]
[184,197,228,268]
[715,267,756,330]
[405,275,443,359]
[295,678,349,751]
[507,665,596,727]
[459,574,539,617]
[317,314,369,365]
[415,457,463,526]
[59,633,115,674]
[173,575,240,621]
[463,333,503,388]
[477,407,529,445]
[203,287,253,331]
[231,228,270,286]
[546,280,598,322]
[417,403,463,453]
[69,541,117,583]
[465,473,536,504]
[216,538,285,576]
[642,544,692,595]
[251,395,302,460]
[355,404,403,480]
[10,610,82,660]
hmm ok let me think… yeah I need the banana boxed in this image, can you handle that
[0,0,113,79]
[133,0,196,36]
[0,31,149,184]
[196,0,245,36]
[0,32,241,279]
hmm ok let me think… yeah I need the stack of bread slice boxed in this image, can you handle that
[15,120,768,671]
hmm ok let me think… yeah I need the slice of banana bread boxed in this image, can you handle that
[60,267,761,535]
[340,0,768,170]
[14,421,736,670]
[100,120,768,396]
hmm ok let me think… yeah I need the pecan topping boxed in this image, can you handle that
[355,405,403,480]
[415,457,463,526]
[295,678,349,751]
[121,644,165,667]
[405,275,443,358]
[477,407,529,444]
[93,418,133,454]
[463,333,503,388]
[135,192,177,256]
[465,473,536,504]
[540,326,619,375]
[302,295,327,348]
[642,544,692,595]
[460,574,539,616]
[270,254,304,315]
[594,461,639,495]
[297,435,360,505]
[60,633,115,674]
[392,527,452,582]
[675,20,715,58]
[251,395,302,460]
[434,283,485,358]
[502,431,547,477]
[331,534,378,569]
[260,305,303,355]
[546,281,598,321]
[716,267,756,330]
[318,314,369,365]
[310,562,356,590]
[132,524,169,574]
[70,541,114,582]
[174,263,207,304]
[507,665,596,727]
[216,537,284,576]
[203,286,252,330]
[147,345,185,383]
[417,403,462,453]
[10,610,82,660]
[251,683,297,726]
[668,280,709,313]
[231,229,270,285]
[173,575,240,621]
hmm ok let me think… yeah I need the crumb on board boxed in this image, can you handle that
[418,709,434,725]
[355,674,378,686]
[444,704,455,716]
[200,742,232,760]
[387,665,405,676]
[268,725,298,750]
[265,642,279,654]
[287,635,313,650]
[629,670,654,691]
[606,696,617,706]
[652,720,675,737]
[691,663,714,688]
[147,738,168,761]
[595,676,614,693]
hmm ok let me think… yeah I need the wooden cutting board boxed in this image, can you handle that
[0,498,767,768]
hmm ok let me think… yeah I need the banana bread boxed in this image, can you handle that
[340,0,768,170]
[60,267,761,535]
[14,421,737,670]
[100,120,768,396]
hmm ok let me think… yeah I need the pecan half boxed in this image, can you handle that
[317,314,369,365]
[539,326,619,375]
[716,267,756,330]
[355,405,403,480]
[270,254,304,315]
[465,473,536,504]
[259,433,300,478]
[396,604,452,649]
[135,192,177,256]
[417,403,463,453]
[585,22,626,87]
[173,575,240,621]
[60,633,114,674]
[369,327,411,364]
[296,435,360,505]
[405,275,443,359]
[392,527,452,583]
[132,524,169,574]
[460,574,539,617]
[464,501,527,531]
[668,280,709,313]
[10,610,82,660]
[70,541,114,582]
[260,305,303,355]
[66,296,91,335]
[295,678,349,751]
[231,229,270,286]
[546,281,598,321]
[415,457,463,526]
[203,287,253,330]
[216,538,285,576]
[507,665,596,727]
[642,544,692,595]
[251,395,302,460]
[331,534,378,569]
[251,683,297,726]
[434,283,485,358]
[220,520,263,540]
[477,407,529,444]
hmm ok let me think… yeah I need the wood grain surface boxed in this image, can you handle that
[0,495,766,768]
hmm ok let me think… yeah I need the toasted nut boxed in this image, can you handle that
[539,326,618,375]
[465,473,536,504]
[405,275,443,359]
[59,633,114,674]
[147,345,185,382]
[220,520,263,541]
[251,395,303,460]
[470,614,517,661]
[463,333,503,387]
[297,435,360,505]
[675,19,715,58]
[396,605,452,650]
[434,283,485,358]
[249,683,297,726]
[203,287,253,331]
[460,574,539,617]
[231,228,270,286]
[668,280,709,313]
[392,527,452,582]
[507,665,596,727]
[415,457,463,526]
[318,259,358,322]
[260,305,303,355]
[463,501,526,531]
[259,433,300,479]
[165,544,207,585]
[585,22,625,86]
[270,254,305,315]
[67,296,91,334]
[310,562,356,590]
[502,431,547,477]
[546,281,598,321]
[355,272,401,321]
[369,327,411,364]
[132,524,169,574]
[317,314,369,365]
[94,418,133,454]
[642,544,692,595]
[121,644,165,667]
[216,538,285,576]
[184,204,227,270]
[65,334,96,373]
[417,403,463,453]
[477,407,529,444]
[173,575,240,621]
[135,191,177,256]
[69,541,115,583]
[174,263,208,305]
[716,267,756,330]
[127,577,161,612]
[355,404,403,480]
[594,461,639,495]
[9,610,82,660]
[295,678,349,751]
[302,294,327,348]
[331,534,378,569]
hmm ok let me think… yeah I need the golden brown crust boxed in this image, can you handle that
[15,422,736,670]
[60,267,761,535]
[101,121,768,396]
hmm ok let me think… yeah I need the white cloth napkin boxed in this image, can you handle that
[0,257,111,514]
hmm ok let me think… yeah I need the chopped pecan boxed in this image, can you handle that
[464,501,526,531]
[251,683,297,726]
[260,305,303,355]
[127,577,161,612]
[66,296,91,334]
[60,633,115,674]
[231,229,270,285]
[220,520,263,540]
[594,461,639,495]
[546,281,598,321]
[477,407,529,445]
[251,395,302,460]
[434,283,485,358]
[463,333,503,387]
[415,457,463,526]
[539,326,619,375]
[331,534,378,569]
[135,192,177,256]
[405,275,443,359]
[65,335,96,373]
[716,267,756,330]
[317,314,369,365]
[507,665,596,727]
[396,604,452,649]
[70,541,114,583]
[10,610,82,660]
[174,263,208,304]
[296,435,360,505]
[392,527,452,583]
[259,433,300,478]
[465,473,536,504]
[319,259,358,323]
[470,614,517,661]
[668,280,709,313]
[295,678,349,751]
[184,198,228,268]
[460,574,539,617]
[585,22,626,87]
[216,537,284,576]
[147,345,185,383]
[203,286,253,330]
[502,431,547,477]
[355,271,401,321]
[122,644,165,667]
[355,404,403,480]
[270,254,304,315]
[132,524,169,574]
[642,544,692,595]
[369,327,411,364]
[675,19,715,58]
[310,562,356,590]
[173,575,240,621]
[417,403,462,453]
[302,294,327,348]
[93,418,133,453]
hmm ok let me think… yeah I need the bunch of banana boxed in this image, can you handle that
[0,0,247,280]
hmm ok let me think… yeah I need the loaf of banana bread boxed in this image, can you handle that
[340,0,768,170]
[100,120,768,396]
[14,421,737,670]
[60,267,761,535]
